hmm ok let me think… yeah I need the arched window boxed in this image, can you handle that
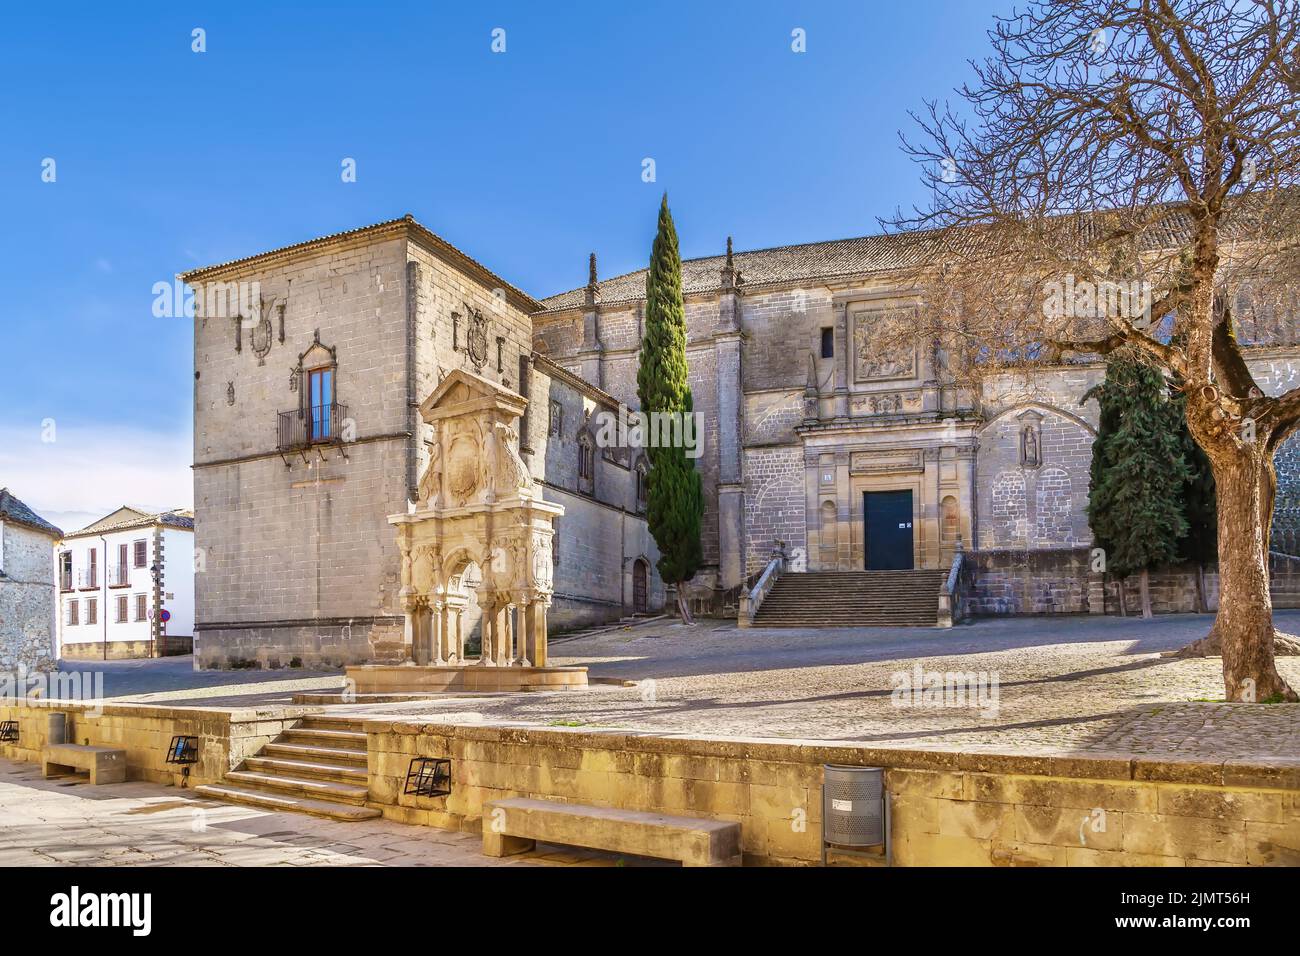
[577,432,596,495]
[635,457,649,512]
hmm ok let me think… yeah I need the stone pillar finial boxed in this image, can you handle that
[721,236,736,290]
[584,252,600,307]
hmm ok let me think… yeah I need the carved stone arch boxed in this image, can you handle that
[292,329,340,408]
[440,545,482,586]
[977,401,1097,438]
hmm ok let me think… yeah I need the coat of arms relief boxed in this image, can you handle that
[464,304,489,370]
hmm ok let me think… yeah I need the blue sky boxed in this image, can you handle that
[0,0,1013,530]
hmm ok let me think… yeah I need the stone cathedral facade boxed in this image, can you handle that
[186,216,1300,668]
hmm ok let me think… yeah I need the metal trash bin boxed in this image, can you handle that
[822,765,890,865]
[47,712,69,746]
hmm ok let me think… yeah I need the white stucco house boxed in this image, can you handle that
[57,506,195,660]
[0,488,63,670]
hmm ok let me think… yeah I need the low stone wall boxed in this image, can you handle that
[967,548,1300,615]
[60,637,193,661]
[364,721,1299,866]
[0,700,317,787]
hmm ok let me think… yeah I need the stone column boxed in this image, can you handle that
[715,321,745,590]
[477,594,497,666]
[402,606,417,662]
[832,302,850,419]
[520,599,537,667]
[495,600,512,667]
[450,603,465,664]
[835,451,852,570]
[534,600,549,667]
[429,602,445,666]
[411,605,427,665]
[805,452,823,570]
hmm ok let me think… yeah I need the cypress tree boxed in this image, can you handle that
[1083,350,1191,618]
[636,195,704,623]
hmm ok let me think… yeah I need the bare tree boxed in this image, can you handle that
[889,0,1300,701]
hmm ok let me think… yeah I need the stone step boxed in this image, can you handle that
[757,612,937,619]
[224,770,370,805]
[194,783,381,821]
[279,727,369,747]
[755,568,946,626]
[263,741,369,766]
[750,619,936,627]
[243,755,369,784]
[299,716,369,733]
[757,599,939,605]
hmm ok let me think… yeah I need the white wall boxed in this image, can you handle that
[57,526,194,651]
[160,527,195,638]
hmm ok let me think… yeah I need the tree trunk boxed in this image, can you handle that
[1118,578,1128,617]
[675,587,695,626]
[1195,562,1208,615]
[1206,453,1296,701]
[1138,568,1153,619]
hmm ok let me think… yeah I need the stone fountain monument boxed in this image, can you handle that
[345,369,586,694]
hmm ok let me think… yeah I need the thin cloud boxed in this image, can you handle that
[0,423,191,531]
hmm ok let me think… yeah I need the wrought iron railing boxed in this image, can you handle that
[77,569,99,590]
[278,403,349,452]
[107,563,131,587]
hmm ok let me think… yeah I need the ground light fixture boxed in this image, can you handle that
[404,757,452,798]
[165,734,199,786]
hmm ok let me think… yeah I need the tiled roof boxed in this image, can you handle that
[538,227,960,313]
[0,489,62,538]
[178,215,543,313]
[64,506,195,539]
[536,203,1257,315]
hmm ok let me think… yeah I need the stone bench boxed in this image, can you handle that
[481,797,742,867]
[42,744,126,785]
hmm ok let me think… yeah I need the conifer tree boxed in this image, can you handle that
[636,195,703,623]
[1084,351,1191,618]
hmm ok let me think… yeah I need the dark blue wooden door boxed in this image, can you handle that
[864,490,914,570]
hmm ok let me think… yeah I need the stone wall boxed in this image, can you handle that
[0,521,57,671]
[365,720,1299,866]
[192,233,412,667]
[1276,434,1300,556]
[742,445,808,577]
[0,699,317,787]
[61,637,192,661]
[966,548,1300,615]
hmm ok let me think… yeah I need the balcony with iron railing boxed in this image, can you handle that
[278,403,349,453]
[59,571,73,592]
[107,563,131,588]
[77,569,99,590]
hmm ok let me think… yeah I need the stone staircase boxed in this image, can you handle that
[195,716,380,821]
[750,570,948,628]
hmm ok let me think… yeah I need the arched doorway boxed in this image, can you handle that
[632,559,649,614]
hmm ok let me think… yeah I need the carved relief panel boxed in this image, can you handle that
[852,306,919,382]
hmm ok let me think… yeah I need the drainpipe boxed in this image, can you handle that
[100,534,108,661]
